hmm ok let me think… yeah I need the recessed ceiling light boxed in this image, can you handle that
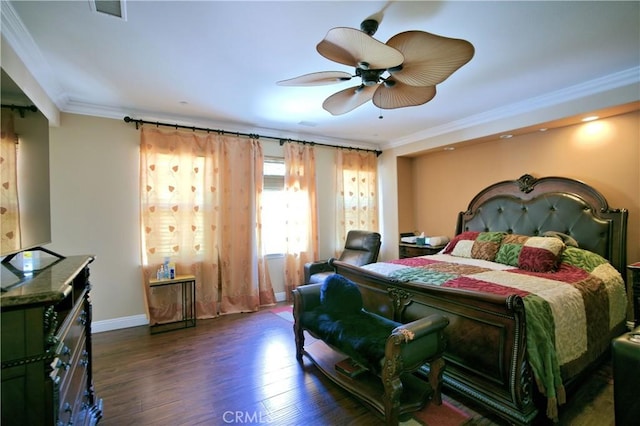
[539,128,548,132]
[500,134,513,139]
[582,116,599,122]
[444,146,455,151]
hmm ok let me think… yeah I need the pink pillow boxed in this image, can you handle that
[517,236,565,272]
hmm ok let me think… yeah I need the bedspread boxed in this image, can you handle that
[361,250,627,418]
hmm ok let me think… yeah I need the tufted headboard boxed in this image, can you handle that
[456,174,628,274]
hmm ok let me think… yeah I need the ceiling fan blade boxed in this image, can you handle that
[372,79,437,109]
[386,31,475,87]
[323,85,378,116]
[317,27,404,70]
[277,71,353,86]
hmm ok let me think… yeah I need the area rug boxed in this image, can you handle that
[270,304,294,322]
[401,400,471,426]
[269,305,472,425]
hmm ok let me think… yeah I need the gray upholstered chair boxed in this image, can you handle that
[303,230,381,284]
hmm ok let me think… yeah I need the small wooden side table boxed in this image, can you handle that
[149,274,196,334]
[399,243,446,259]
[627,263,640,329]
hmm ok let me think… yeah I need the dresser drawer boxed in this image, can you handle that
[56,289,88,360]
[53,291,88,401]
[52,331,86,399]
[57,350,89,426]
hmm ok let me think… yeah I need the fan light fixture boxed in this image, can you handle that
[277,10,475,116]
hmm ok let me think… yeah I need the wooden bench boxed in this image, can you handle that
[292,274,449,425]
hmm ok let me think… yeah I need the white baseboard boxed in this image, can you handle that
[93,293,288,334]
[92,314,148,333]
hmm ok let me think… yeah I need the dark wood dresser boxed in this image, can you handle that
[1,255,102,425]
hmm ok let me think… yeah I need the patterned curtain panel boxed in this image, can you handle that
[283,143,318,298]
[140,128,273,324]
[0,110,21,254]
[335,150,379,255]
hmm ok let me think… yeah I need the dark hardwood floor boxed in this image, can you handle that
[92,304,615,426]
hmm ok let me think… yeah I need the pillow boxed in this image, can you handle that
[560,246,608,273]
[518,236,565,272]
[495,234,565,272]
[444,231,505,261]
[542,231,579,248]
[495,234,529,267]
[320,274,363,314]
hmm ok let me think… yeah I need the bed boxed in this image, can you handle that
[328,174,629,425]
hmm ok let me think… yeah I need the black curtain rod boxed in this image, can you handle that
[123,116,382,156]
[1,104,38,118]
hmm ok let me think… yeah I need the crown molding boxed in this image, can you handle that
[383,66,640,150]
[3,0,637,151]
[1,1,67,108]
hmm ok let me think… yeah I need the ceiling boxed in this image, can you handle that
[2,1,639,151]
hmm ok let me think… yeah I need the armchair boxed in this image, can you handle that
[304,230,381,284]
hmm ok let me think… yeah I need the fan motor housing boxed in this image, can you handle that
[357,68,384,86]
[360,19,379,36]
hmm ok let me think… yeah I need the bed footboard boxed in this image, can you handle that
[330,258,538,425]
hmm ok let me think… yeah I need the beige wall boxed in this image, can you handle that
[396,111,640,265]
[37,109,640,329]
[41,110,640,328]
[48,113,340,328]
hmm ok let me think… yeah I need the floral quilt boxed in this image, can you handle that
[361,247,627,418]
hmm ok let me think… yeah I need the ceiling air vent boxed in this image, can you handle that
[89,0,127,20]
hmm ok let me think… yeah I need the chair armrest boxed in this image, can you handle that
[292,283,322,314]
[303,259,333,283]
[387,314,449,370]
[397,313,449,340]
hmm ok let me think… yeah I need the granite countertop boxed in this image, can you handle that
[1,255,94,308]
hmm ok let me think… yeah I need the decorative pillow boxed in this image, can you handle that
[495,234,565,272]
[518,236,565,272]
[542,231,579,248]
[495,234,529,266]
[560,246,608,273]
[444,231,505,261]
[320,274,363,314]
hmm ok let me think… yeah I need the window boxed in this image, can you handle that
[140,152,206,265]
[262,157,286,255]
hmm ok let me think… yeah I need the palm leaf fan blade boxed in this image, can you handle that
[386,31,475,87]
[277,71,353,86]
[323,85,377,115]
[373,81,436,109]
[317,27,404,69]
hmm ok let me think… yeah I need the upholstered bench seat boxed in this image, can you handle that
[292,274,449,425]
[300,308,400,375]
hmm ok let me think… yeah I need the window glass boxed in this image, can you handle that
[141,153,205,264]
[262,157,286,255]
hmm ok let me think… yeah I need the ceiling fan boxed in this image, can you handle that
[277,10,475,116]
